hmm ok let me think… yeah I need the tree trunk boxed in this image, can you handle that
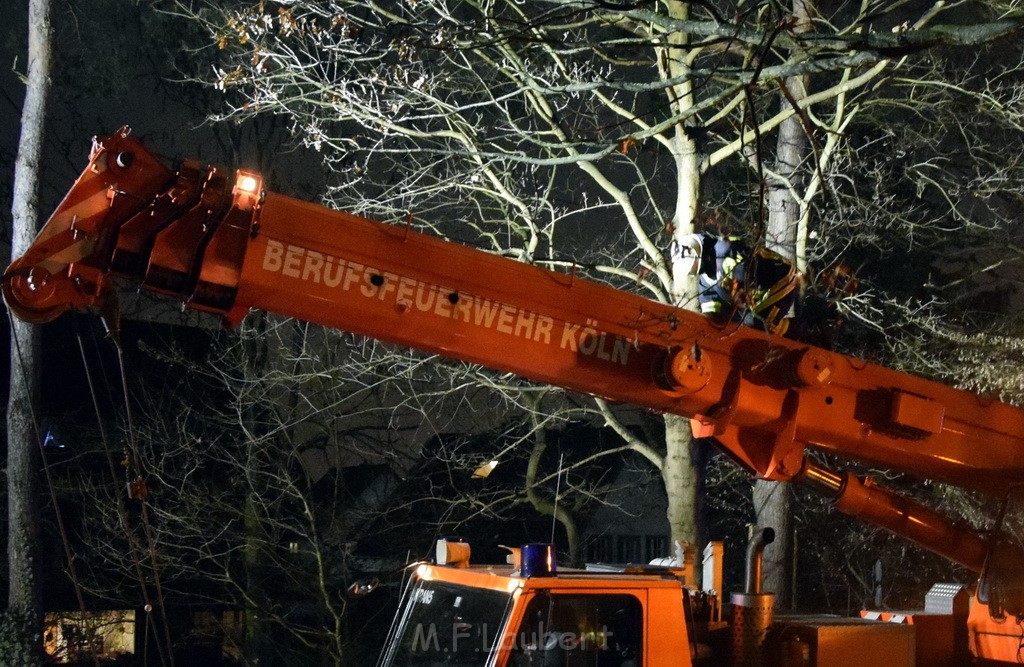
[662,415,699,547]
[8,0,52,646]
[752,479,792,604]
[659,0,704,556]
[243,490,274,662]
[526,406,579,563]
[755,0,813,610]
[663,137,702,550]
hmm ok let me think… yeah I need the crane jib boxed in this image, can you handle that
[259,238,634,366]
[5,128,1024,579]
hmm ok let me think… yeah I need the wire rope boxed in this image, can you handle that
[106,320,178,667]
[75,324,170,667]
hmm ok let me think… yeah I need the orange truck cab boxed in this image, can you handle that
[378,542,702,667]
[379,538,1022,666]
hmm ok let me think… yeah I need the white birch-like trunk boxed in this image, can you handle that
[664,140,702,548]
[8,0,52,627]
[660,0,703,551]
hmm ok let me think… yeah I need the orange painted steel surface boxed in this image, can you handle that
[5,129,1024,573]
[415,565,690,667]
[967,593,1023,663]
[833,473,988,572]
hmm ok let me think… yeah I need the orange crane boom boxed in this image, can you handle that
[5,128,1022,578]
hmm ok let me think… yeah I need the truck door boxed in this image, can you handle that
[506,592,644,667]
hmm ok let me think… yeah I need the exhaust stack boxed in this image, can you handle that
[731,527,776,667]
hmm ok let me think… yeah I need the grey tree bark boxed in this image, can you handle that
[754,0,812,609]
[7,0,52,652]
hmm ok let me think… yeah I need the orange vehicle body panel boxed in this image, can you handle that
[967,595,1024,663]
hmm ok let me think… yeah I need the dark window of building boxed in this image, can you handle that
[617,535,642,564]
[644,535,669,562]
[586,536,613,563]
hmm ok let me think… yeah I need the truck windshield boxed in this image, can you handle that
[379,578,514,667]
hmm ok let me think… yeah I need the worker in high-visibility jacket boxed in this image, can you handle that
[672,232,799,335]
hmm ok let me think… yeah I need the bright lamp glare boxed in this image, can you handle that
[238,175,259,193]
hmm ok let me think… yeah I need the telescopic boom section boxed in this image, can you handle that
[4,129,1022,572]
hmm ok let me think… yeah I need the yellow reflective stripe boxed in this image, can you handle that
[769,317,789,336]
[753,284,794,313]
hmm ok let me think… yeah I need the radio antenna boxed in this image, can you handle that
[550,452,565,544]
